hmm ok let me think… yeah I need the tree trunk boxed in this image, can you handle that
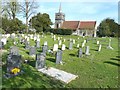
[26,0,28,33]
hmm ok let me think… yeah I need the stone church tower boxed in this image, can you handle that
[54,3,65,28]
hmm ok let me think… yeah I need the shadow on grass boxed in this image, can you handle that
[28,60,36,67]
[116,56,120,58]
[47,58,55,63]
[91,49,98,51]
[110,58,120,61]
[69,53,76,57]
[104,61,120,67]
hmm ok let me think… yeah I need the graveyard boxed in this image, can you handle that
[1,33,119,88]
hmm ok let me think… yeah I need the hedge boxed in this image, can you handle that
[45,28,73,35]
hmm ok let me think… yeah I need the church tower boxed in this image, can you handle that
[54,3,65,28]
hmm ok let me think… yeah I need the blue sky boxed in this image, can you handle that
[18,1,118,28]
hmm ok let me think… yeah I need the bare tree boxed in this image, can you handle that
[20,0,38,33]
[2,0,21,19]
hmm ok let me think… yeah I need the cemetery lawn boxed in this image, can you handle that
[2,35,119,88]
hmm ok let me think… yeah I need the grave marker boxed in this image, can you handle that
[85,46,90,55]
[56,50,62,64]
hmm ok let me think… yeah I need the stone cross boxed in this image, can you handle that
[85,46,90,55]
[55,50,62,64]
[36,53,46,69]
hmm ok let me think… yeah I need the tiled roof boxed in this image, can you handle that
[61,21,79,29]
[61,21,96,30]
[79,21,96,30]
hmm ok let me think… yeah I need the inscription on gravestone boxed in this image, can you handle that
[36,53,46,69]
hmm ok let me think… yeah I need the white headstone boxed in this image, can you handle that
[53,44,58,51]
[77,44,80,48]
[58,40,62,45]
[61,44,66,51]
[73,39,75,44]
[58,37,60,40]
[1,38,7,45]
[98,44,102,51]
[82,42,85,48]
[97,41,99,45]
[44,41,48,46]
[63,39,66,42]
[85,46,90,55]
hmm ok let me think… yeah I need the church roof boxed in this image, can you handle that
[61,21,79,29]
[61,21,96,30]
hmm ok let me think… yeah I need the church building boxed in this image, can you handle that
[54,4,97,37]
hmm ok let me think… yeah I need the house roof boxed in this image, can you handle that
[61,21,96,30]
[61,21,79,29]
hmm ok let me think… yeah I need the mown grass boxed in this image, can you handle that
[2,34,119,88]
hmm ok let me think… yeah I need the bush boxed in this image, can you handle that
[46,28,73,35]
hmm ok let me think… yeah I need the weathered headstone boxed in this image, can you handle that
[36,53,46,69]
[53,44,58,51]
[25,41,30,50]
[36,40,40,48]
[42,45,48,54]
[85,46,90,55]
[61,44,66,51]
[55,50,62,64]
[78,48,82,57]
[10,46,19,55]
[29,46,36,56]
[69,41,73,50]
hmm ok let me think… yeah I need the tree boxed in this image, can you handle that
[20,0,38,33]
[2,0,21,20]
[2,17,26,33]
[29,13,53,33]
[97,18,119,37]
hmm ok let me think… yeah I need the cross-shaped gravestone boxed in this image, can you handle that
[78,48,82,57]
[55,50,62,64]
[36,53,46,69]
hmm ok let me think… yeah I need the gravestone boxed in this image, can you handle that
[36,40,40,48]
[42,45,48,54]
[73,39,75,44]
[58,40,62,45]
[10,46,19,55]
[36,53,46,69]
[63,39,66,42]
[29,46,36,56]
[44,41,47,46]
[0,41,3,49]
[25,41,30,50]
[98,44,102,52]
[82,42,85,48]
[7,54,21,74]
[107,38,113,50]
[61,44,66,51]
[53,44,58,51]
[58,37,60,40]
[97,41,99,45]
[1,38,7,45]
[85,46,90,55]
[56,50,62,64]
[77,44,80,48]
[78,48,82,57]
[69,41,73,50]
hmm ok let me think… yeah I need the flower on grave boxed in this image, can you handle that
[11,68,20,75]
